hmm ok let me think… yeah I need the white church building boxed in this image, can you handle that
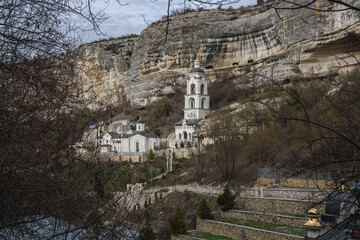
[172,58,210,146]
[97,119,159,155]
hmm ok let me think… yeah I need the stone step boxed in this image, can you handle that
[196,218,304,240]
[171,231,233,240]
[236,196,325,216]
[220,210,307,228]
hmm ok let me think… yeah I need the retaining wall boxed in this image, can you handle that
[236,197,325,216]
[257,178,334,189]
[196,218,304,240]
[220,210,307,228]
[239,187,330,201]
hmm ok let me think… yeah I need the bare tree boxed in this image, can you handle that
[205,112,244,180]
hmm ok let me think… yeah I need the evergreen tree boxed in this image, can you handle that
[217,185,235,211]
[170,208,188,234]
[197,198,213,219]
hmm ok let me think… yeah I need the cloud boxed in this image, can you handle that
[82,0,257,43]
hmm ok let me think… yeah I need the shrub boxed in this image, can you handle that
[170,208,188,234]
[217,185,235,211]
[197,198,213,219]
[148,148,155,160]
[138,225,156,240]
[180,142,184,148]
[157,102,172,117]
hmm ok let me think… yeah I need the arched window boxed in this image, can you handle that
[188,133,191,139]
[201,97,206,109]
[191,84,195,94]
[136,142,139,152]
[183,132,187,140]
[189,98,195,109]
[179,133,181,139]
[201,84,204,94]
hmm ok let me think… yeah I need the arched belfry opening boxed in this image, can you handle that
[191,84,195,94]
[201,97,206,109]
[189,98,195,109]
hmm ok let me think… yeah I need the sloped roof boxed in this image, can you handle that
[175,119,202,126]
[190,67,205,73]
[98,130,158,139]
[129,131,159,138]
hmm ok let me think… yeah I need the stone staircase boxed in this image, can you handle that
[112,188,171,212]
[171,188,326,240]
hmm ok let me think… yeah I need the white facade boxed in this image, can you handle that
[184,60,210,120]
[173,58,210,144]
[98,119,159,154]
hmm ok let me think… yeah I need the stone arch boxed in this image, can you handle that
[201,84,204,94]
[191,84,195,94]
[183,131,187,140]
[189,97,195,109]
[188,133,192,139]
[179,133,181,139]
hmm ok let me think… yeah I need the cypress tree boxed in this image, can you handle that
[217,185,235,211]
[170,208,188,234]
[197,198,213,219]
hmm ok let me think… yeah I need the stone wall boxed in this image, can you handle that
[236,197,325,216]
[257,178,335,189]
[81,153,148,163]
[239,186,330,201]
[196,218,304,240]
[220,210,306,228]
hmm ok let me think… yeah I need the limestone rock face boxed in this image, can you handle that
[77,0,360,109]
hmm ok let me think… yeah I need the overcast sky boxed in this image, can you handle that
[81,0,257,43]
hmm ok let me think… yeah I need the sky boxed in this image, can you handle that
[81,0,257,43]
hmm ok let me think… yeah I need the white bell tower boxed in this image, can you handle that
[184,58,210,120]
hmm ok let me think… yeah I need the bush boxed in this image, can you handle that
[148,148,155,160]
[217,185,235,211]
[197,198,213,219]
[170,208,188,234]
[138,225,156,240]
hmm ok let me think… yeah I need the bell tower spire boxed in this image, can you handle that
[183,58,210,120]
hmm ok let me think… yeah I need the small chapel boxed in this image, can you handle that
[97,119,159,154]
[172,58,210,146]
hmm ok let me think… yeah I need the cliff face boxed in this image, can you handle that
[77,0,360,108]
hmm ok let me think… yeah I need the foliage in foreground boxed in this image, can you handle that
[138,225,156,240]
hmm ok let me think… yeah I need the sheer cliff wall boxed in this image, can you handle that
[76,0,360,109]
